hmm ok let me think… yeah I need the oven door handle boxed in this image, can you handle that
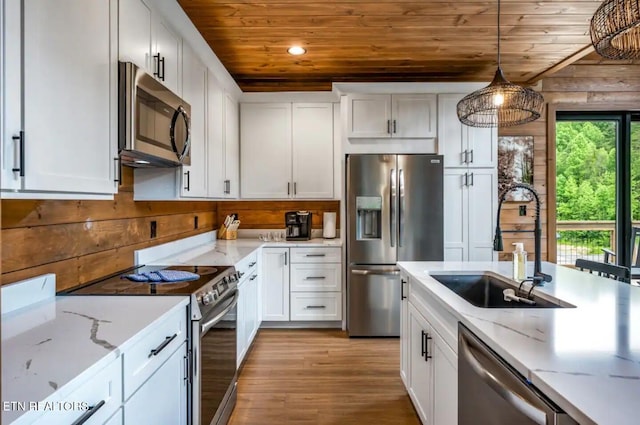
[201,290,239,334]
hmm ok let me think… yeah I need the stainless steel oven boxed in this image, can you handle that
[193,286,239,425]
[118,61,191,167]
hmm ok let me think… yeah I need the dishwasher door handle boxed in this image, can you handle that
[459,331,547,425]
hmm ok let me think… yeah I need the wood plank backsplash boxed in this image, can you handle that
[217,200,340,229]
[1,168,217,291]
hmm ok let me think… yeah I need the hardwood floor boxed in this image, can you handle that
[229,329,420,425]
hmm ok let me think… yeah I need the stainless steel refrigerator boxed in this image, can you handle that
[347,154,444,336]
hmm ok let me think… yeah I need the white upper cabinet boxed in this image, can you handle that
[223,93,240,198]
[181,43,208,198]
[118,0,152,71]
[154,18,182,95]
[438,93,497,168]
[207,75,240,199]
[240,102,334,199]
[292,103,334,199]
[443,168,496,262]
[240,103,293,199]
[2,0,118,197]
[347,94,436,139]
[119,0,182,94]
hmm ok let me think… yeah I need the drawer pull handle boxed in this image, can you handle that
[306,305,326,309]
[249,274,258,281]
[248,261,257,267]
[305,276,326,280]
[71,400,105,425]
[305,254,326,257]
[149,333,177,357]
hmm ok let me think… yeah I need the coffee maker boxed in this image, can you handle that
[285,211,312,241]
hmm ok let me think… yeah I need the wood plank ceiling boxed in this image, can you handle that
[177,0,604,92]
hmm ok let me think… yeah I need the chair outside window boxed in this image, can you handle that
[602,226,640,279]
[575,259,631,283]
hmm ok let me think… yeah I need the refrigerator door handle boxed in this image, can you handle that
[390,168,396,248]
[352,268,400,276]
[399,168,405,247]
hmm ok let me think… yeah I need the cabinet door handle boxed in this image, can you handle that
[294,182,297,195]
[401,278,407,300]
[469,172,474,186]
[387,119,391,134]
[463,172,468,187]
[462,149,467,164]
[70,400,105,425]
[153,53,161,78]
[248,261,257,267]
[224,179,230,194]
[149,334,177,357]
[393,119,397,134]
[249,274,258,281]
[160,55,165,81]
[469,149,474,164]
[184,170,190,191]
[12,131,25,176]
[305,253,326,257]
[113,157,121,184]
[284,251,288,266]
[305,305,326,309]
[305,276,326,280]
[421,330,426,357]
[287,182,290,195]
[425,332,433,362]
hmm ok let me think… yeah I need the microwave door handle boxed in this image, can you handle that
[170,106,191,162]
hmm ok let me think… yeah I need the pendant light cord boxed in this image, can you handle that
[497,0,501,67]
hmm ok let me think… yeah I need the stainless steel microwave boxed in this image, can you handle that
[118,61,191,167]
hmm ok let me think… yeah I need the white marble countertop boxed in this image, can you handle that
[148,238,342,266]
[1,295,188,424]
[397,261,640,425]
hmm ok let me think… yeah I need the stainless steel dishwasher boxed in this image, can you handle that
[458,324,577,425]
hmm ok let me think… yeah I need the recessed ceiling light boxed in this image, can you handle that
[287,46,306,56]
[134,160,151,164]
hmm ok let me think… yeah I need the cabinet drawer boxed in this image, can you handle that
[290,292,341,321]
[32,358,122,425]
[123,307,187,400]
[290,263,341,292]
[235,250,258,277]
[290,247,341,263]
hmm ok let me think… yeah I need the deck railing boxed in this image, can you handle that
[556,220,640,265]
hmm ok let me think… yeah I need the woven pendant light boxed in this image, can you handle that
[456,0,544,128]
[591,0,640,59]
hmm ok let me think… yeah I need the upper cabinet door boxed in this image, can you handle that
[154,19,181,95]
[224,93,240,198]
[181,44,208,198]
[21,0,117,194]
[438,94,467,167]
[118,0,152,72]
[392,94,436,138]
[466,125,497,168]
[346,94,392,138]
[240,103,292,199]
[292,103,334,199]
[206,71,225,198]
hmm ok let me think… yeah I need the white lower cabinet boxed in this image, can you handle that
[262,246,343,324]
[237,251,261,366]
[402,274,457,425]
[262,247,290,321]
[123,341,188,425]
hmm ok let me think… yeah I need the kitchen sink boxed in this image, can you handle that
[429,273,573,308]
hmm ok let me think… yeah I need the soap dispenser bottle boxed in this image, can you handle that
[512,243,527,281]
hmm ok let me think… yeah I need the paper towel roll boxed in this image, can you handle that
[323,212,337,239]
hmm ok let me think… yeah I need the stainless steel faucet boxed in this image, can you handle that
[493,183,552,285]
